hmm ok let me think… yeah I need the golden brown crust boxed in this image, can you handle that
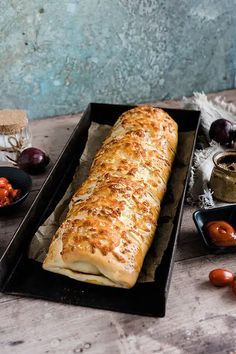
[43,106,178,288]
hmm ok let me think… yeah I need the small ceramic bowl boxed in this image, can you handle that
[0,166,32,212]
[193,204,236,254]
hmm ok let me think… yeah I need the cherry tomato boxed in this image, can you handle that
[0,177,8,188]
[5,183,13,194]
[0,177,22,206]
[232,280,236,296]
[11,189,21,199]
[0,196,10,206]
[209,268,234,287]
[0,189,8,198]
[4,197,11,206]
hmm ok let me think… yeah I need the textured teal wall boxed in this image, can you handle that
[0,0,236,119]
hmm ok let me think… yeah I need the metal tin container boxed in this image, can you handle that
[210,150,236,203]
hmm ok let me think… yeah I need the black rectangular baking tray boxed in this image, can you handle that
[0,103,200,317]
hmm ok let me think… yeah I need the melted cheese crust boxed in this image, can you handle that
[43,106,178,288]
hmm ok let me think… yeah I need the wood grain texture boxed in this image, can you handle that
[1,90,236,354]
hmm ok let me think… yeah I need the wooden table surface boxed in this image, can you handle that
[1,90,236,354]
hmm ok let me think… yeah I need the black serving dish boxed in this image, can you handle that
[0,166,32,213]
[0,103,200,317]
[193,204,236,254]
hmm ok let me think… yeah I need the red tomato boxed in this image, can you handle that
[5,183,13,194]
[0,189,8,198]
[4,197,11,206]
[232,280,236,296]
[0,177,8,188]
[209,269,234,287]
[0,196,10,206]
[11,189,21,200]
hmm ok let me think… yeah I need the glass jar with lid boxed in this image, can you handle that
[209,150,236,203]
[0,109,31,162]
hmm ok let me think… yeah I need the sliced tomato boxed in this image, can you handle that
[0,177,9,188]
[0,189,8,198]
[5,183,13,194]
[11,189,21,200]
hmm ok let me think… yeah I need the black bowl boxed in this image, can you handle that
[193,204,236,254]
[0,166,32,212]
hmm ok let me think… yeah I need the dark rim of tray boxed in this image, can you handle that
[0,103,200,317]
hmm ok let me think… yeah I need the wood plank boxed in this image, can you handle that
[28,114,82,191]
[0,254,236,354]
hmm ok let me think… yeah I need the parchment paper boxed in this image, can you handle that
[28,122,195,283]
[139,130,195,281]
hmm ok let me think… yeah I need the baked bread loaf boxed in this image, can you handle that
[43,106,178,288]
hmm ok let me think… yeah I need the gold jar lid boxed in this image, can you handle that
[0,109,28,135]
[213,150,236,174]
